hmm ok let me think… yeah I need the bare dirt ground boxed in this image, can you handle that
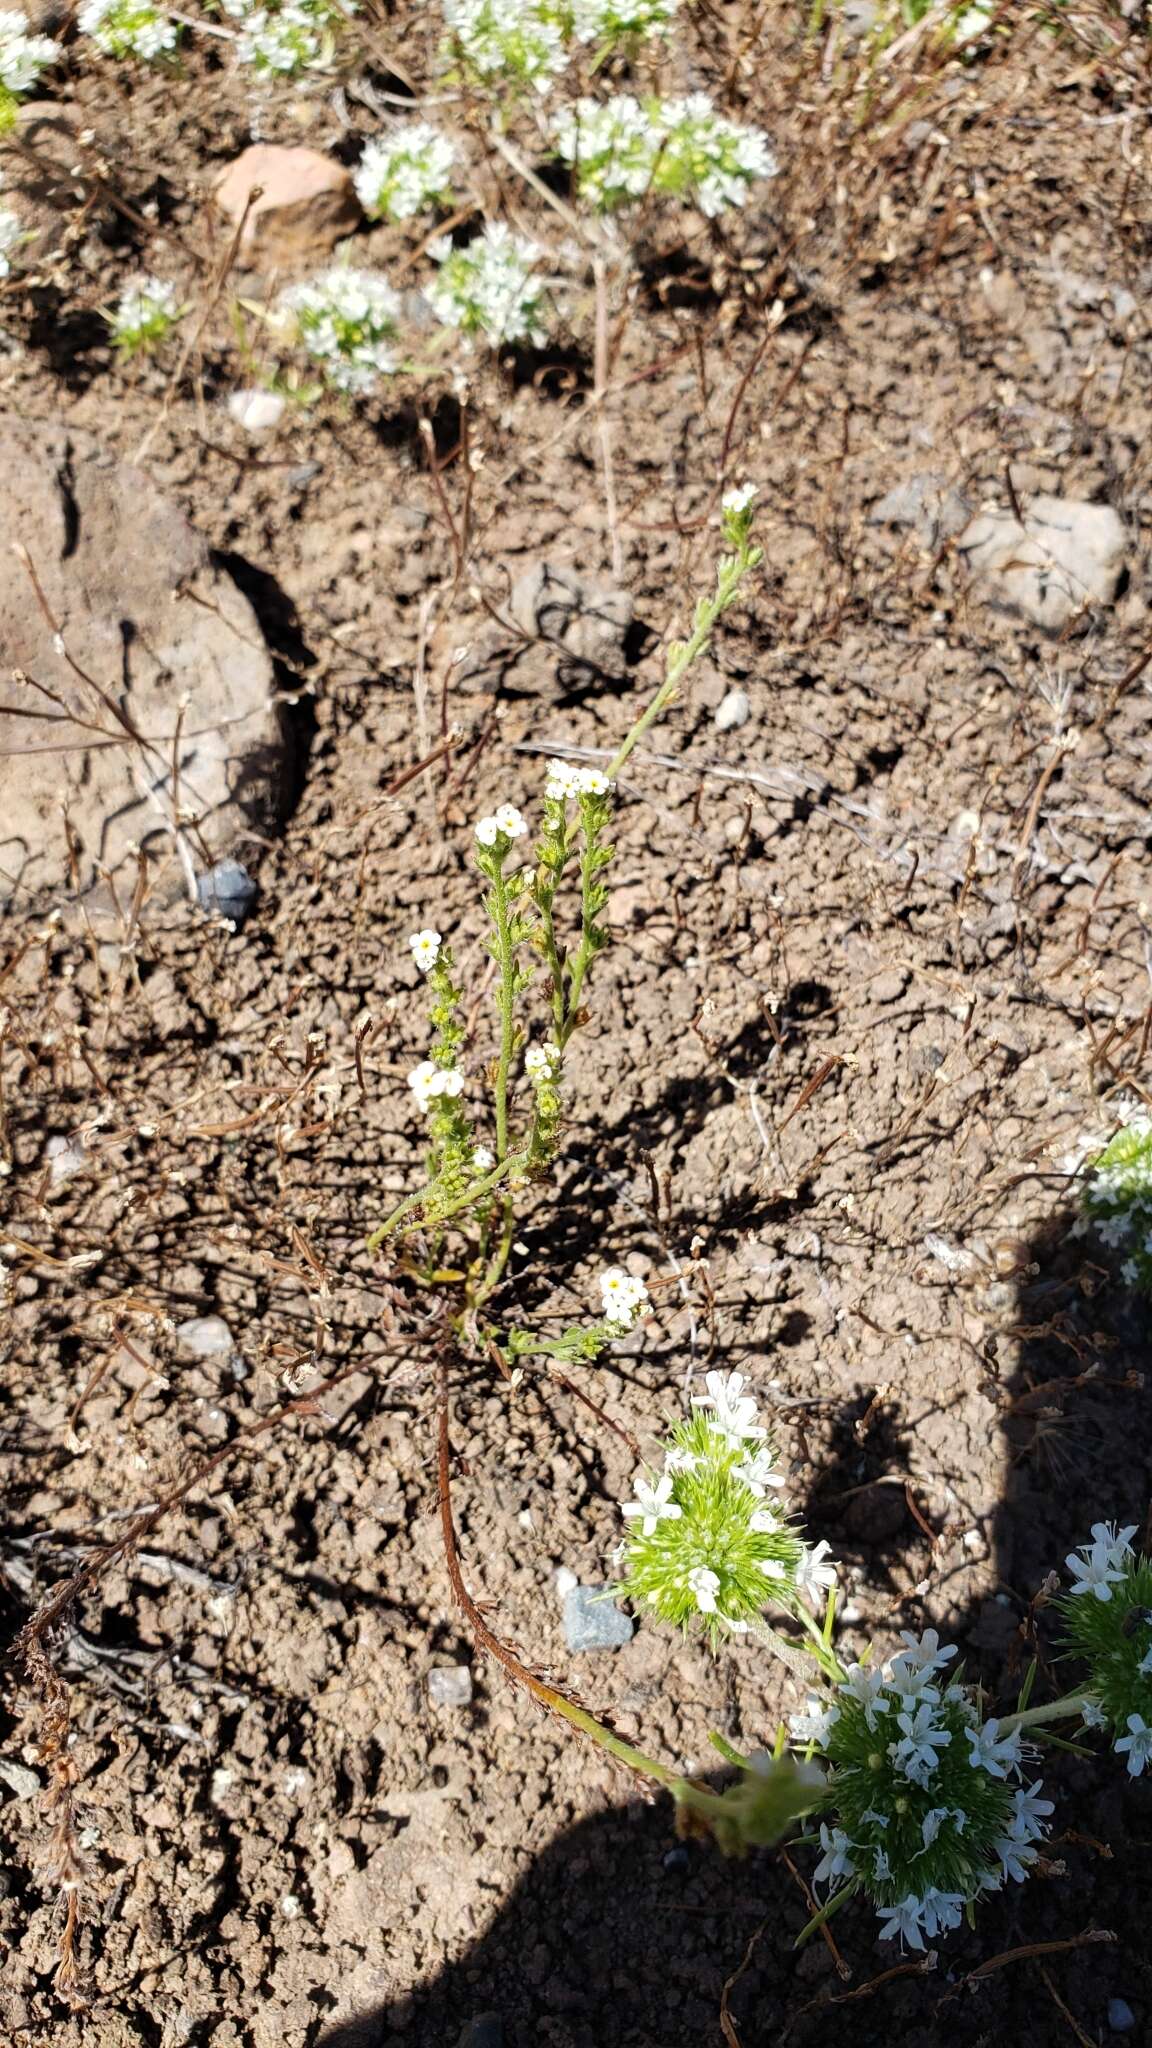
[2,5,1152,2045]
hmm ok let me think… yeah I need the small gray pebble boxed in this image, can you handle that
[563,1584,634,1652]
[1109,2000,1136,2034]
[175,1316,234,1358]
[197,859,258,926]
[427,1664,473,1708]
[662,1845,690,1874]
[457,2016,503,2048]
[714,686,752,732]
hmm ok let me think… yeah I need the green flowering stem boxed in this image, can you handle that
[489,861,517,1165]
[366,1149,530,1252]
[607,529,762,782]
[793,1882,856,1952]
[998,1689,1093,1737]
[746,1618,832,1687]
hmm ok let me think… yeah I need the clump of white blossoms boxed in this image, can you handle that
[1059,1523,1152,1777]
[225,0,355,76]
[567,0,677,41]
[0,9,58,124]
[354,125,457,223]
[543,758,612,800]
[553,93,777,218]
[599,1266,648,1327]
[427,224,548,349]
[107,277,184,356]
[799,1632,1053,1950]
[1078,1113,1152,1292]
[616,1371,834,1647]
[0,206,23,277]
[408,929,442,974]
[281,268,401,395]
[441,0,567,93]
[79,0,178,58]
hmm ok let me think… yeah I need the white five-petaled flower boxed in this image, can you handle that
[621,1470,682,1537]
[408,1060,464,1110]
[789,1695,840,1749]
[722,481,758,517]
[686,1565,720,1614]
[840,1662,891,1732]
[812,1823,854,1888]
[794,1540,838,1606]
[525,1040,561,1081]
[1008,1782,1053,1840]
[475,803,529,847]
[664,1445,698,1475]
[544,757,614,801]
[691,1369,766,1448]
[920,1889,966,1938]
[408,928,442,972]
[1066,1521,1136,1601]
[733,1446,786,1496]
[876,1895,927,1951]
[472,1145,495,1170]
[966,1719,1024,1781]
[889,1703,951,1786]
[1116,1712,1152,1777]
[748,1507,782,1535]
[599,1267,650,1328]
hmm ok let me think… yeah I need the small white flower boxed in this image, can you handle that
[107,276,182,354]
[789,1695,840,1749]
[442,0,567,92]
[812,1823,854,1888]
[966,1719,1024,1781]
[722,482,758,516]
[1066,1523,1135,1601]
[475,815,500,846]
[79,0,177,57]
[873,1848,891,1882]
[431,1068,464,1099]
[686,1565,720,1614]
[281,267,401,395]
[691,1369,766,1448]
[408,928,442,972]
[733,1446,786,1496]
[407,1059,439,1110]
[748,1507,782,1535]
[525,1040,560,1081]
[1008,1782,1053,1841]
[664,1445,698,1475]
[919,1806,951,1851]
[545,757,582,799]
[1138,1646,1152,1677]
[840,1662,891,1733]
[428,221,548,348]
[993,1832,1038,1884]
[893,1629,958,1680]
[890,1703,951,1786]
[599,1267,650,1328]
[1115,1712,1152,1777]
[0,8,59,93]
[472,1145,496,1170]
[794,1540,838,1606]
[859,1807,889,1827]
[920,1889,965,1938]
[621,1470,682,1537]
[1080,1697,1108,1730]
[494,803,528,838]
[354,124,457,222]
[876,1894,927,1951]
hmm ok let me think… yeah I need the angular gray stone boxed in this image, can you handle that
[198,859,259,926]
[870,471,970,548]
[510,561,634,687]
[0,421,284,907]
[562,1584,634,1652]
[175,1316,234,1358]
[427,1664,474,1708]
[958,495,1127,631]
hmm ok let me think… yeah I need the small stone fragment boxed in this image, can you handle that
[662,1844,690,1874]
[213,145,362,273]
[227,389,285,435]
[958,495,1127,631]
[510,561,634,688]
[870,471,970,548]
[427,1664,474,1708]
[1109,2001,1136,2035]
[45,1133,86,1184]
[714,686,752,732]
[554,1566,579,1600]
[0,1761,41,1800]
[197,860,258,926]
[457,2017,503,2048]
[175,1316,234,1359]
[562,1584,634,1652]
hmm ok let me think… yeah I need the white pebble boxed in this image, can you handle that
[227,388,285,434]
[714,686,752,732]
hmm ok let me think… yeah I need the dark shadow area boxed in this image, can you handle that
[215,549,319,825]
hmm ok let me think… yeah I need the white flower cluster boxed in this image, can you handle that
[874,1779,1054,1951]
[353,125,457,222]
[408,1060,465,1110]
[1066,1520,1137,1602]
[79,0,177,58]
[569,0,677,39]
[223,0,355,75]
[475,802,529,847]
[0,9,59,95]
[722,482,758,518]
[525,1041,560,1082]
[0,206,22,277]
[553,93,777,217]
[108,276,182,353]
[599,1266,649,1328]
[544,758,613,801]
[442,0,567,92]
[408,929,442,973]
[281,268,401,394]
[427,224,547,349]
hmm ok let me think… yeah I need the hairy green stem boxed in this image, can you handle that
[999,1689,1093,1736]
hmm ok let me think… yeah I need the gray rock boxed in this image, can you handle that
[563,1584,634,1653]
[0,1761,41,1800]
[427,1664,474,1708]
[1109,2001,1136,2034]
[197,859,259,926]
[870,472,970,548]
[662,1844,690,1873]
[510,561,634,687]
[958,495,1127,631]
[457,2017,503,2048]
[714,687,752,732]
[175,1316,234,1359]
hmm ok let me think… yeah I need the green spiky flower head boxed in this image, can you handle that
[1058,1523,1152,1778]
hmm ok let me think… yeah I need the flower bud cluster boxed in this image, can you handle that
[800,1632,1052,1949]
[1078,1114,1152,1293]
[79,0,178,58]
[616,1372,831,1647]
[1059,1523,1152,1777]
[427,223,548,349]
[107,277,184,356]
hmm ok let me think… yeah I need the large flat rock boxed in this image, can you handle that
[0,420,284,908]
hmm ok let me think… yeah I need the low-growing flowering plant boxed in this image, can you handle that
[224,0,356,75]
[353,125,458,222]
[427,223,548,349]
[78,0,179,59]
[553,92,778,217]
[1078,1113,1152,1292]
[441,0,568,94]
[0,9,59,127]
[1058,1522,1152,1776]
[280,267,401,394]
[107,277,185,356]
[566,0,678,43]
